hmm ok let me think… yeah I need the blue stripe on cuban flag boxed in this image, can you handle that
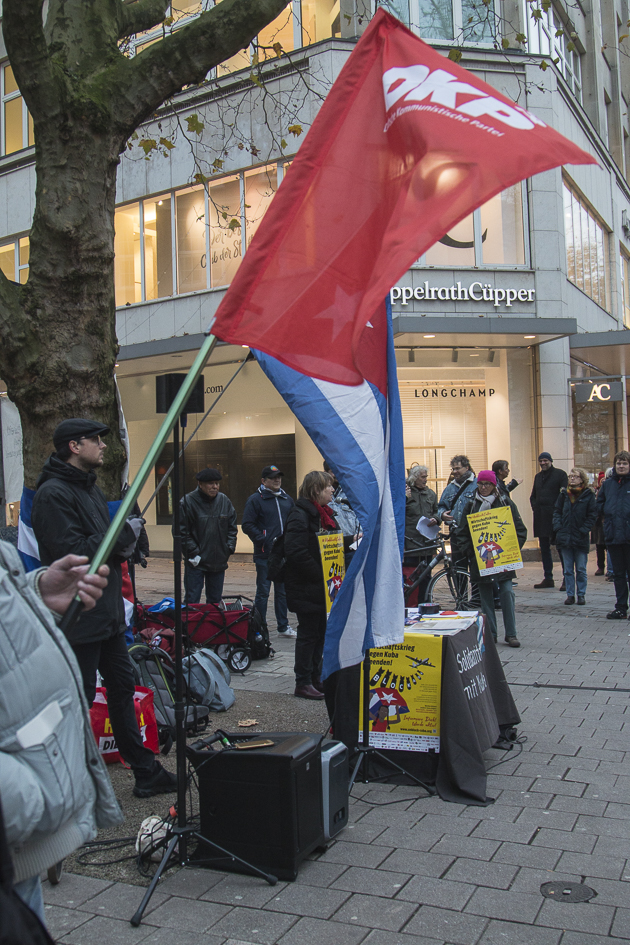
[18,486,41,571]
[254,302,405,679]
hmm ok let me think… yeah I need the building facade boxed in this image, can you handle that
[1,0,630,551]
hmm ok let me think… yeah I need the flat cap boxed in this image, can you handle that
[196,468,222,482]
[53,418,110,450]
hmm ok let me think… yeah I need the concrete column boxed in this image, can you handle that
[295,420,323,485]
[537,336,573,473]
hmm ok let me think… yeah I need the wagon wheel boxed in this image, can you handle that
[228,646,251,674]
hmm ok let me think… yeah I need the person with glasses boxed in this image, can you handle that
[455,469,527,647]
[32,418,177,798]
[552,468,597,606]
[437,455,477,569]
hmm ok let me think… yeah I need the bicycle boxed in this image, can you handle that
[403,533,474,610]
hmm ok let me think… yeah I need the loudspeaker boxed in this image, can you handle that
[187,732,324,880]
[155,373,204,415]
[321,739,349,841]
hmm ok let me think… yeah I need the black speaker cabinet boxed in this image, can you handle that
[155,373,204,415]
[187,732,324,880]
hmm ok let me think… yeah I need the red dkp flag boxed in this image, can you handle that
[211,9,596,388]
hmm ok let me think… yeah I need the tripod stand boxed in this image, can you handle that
[349,650,435,795]
[131,412,276,927]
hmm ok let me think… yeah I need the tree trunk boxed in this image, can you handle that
[2,121,125,495]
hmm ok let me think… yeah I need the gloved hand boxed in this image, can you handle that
[126,516,145,540]
[189,555,201,567]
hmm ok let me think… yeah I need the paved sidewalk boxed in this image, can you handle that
[43,558,630,944]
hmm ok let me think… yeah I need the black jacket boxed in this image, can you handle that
[284,498,338,614]
[530,466,568,538]
[498,478,519,496]
[31,454,136,645]
[595,474,630,545]
[552,487,597,552]
[455,492,527,585]
[241,486,294,559]
[179,488,237,572]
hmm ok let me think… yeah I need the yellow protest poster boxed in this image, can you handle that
[318,532,345,613]
[359,633,443,751]
[466,505,523,576]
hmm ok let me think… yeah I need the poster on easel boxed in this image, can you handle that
[359,633,443,751]
[318,531,345,613]
[466,505,523,576]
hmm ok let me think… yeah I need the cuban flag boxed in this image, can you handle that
[254,298,405,678]
[18,485,40,571]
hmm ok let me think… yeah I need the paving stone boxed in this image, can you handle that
[442,858,518,890]
[464,887,542,923]
[555,851,627,879]
[263,883,351,919]
[335,866,412,898]
[42,873,113,908]
[415,814,479,836]
[58,914,157,945]
[492,842,561,870]
[372,827,438,852]
[361,931,443,945]
[334,893,419,931]
[514,808,578,831]
[343,822,389,844]
[320,840,393,868]
[603,801,630,819]
[379,849,456,877]
[396,875,475,910]
[293,860,349,888]
[547,794,607,816]
[202,874,289,908]
[592,834,630,857]
[209,907,298,945]
[42,905,92,937]
[493,790,552,809]
[559,934,623,945]
[478,919,561,944]
[458,805,522,824]
[506,866,581,894]
[530,827,597,853]
[144,897,232,933]
[276,916,368,945]
[576,812,630,837]
[429,835,502,861]
[536,899,615,935]
[141,932,226,945]
[581,875,630,907]
[404,905,488,945]
[611,907,630,939]
[155,867,226,899]
[76,882,169,919]
[528,778,586,796]
[470,820,537,844]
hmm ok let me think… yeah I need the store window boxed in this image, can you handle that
[114,163,280,304]
[525,2,582,102]
[563,182,609,310]
[572,380,620,474]
[155,433,297,524]
[621,251,630,328]
[0,236,29,284]
[422,182,525,267]
[1,63,34,156]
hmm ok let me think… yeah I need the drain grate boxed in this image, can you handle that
[540,882,596,903]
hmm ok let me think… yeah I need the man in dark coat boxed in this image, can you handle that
[32,418,176,798]
[595,450,630,618]
[530,451,568,588]
[241,464,295,637]
[180,467,237,604]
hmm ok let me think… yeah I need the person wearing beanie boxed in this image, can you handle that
[595,450,630,619]
[179,467,238,604]
[455,470,527,647]
[552,468,597,605]
[530,452,568,589]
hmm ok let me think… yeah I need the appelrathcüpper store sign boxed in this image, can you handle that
[391,281,535,310]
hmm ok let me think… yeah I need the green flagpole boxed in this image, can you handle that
[60,333,218,632]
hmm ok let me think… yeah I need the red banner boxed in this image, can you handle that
[212,9,595,388]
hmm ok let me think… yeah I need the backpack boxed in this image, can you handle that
[182,648,236,711]
[248,604,273,660]
[128,644,209,752]
[267,533,286,582]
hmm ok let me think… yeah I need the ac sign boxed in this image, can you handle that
[574,382,623,403]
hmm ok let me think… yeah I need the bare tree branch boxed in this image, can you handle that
[118,0,171,40]
[104,0,292,135]
[2,0,58,119]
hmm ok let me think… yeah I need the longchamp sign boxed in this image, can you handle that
[391,282,535,309]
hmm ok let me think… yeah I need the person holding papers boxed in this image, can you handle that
[405,466,439,603]
[455,470,527,647]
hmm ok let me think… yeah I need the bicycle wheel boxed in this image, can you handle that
[428,568,473,611]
